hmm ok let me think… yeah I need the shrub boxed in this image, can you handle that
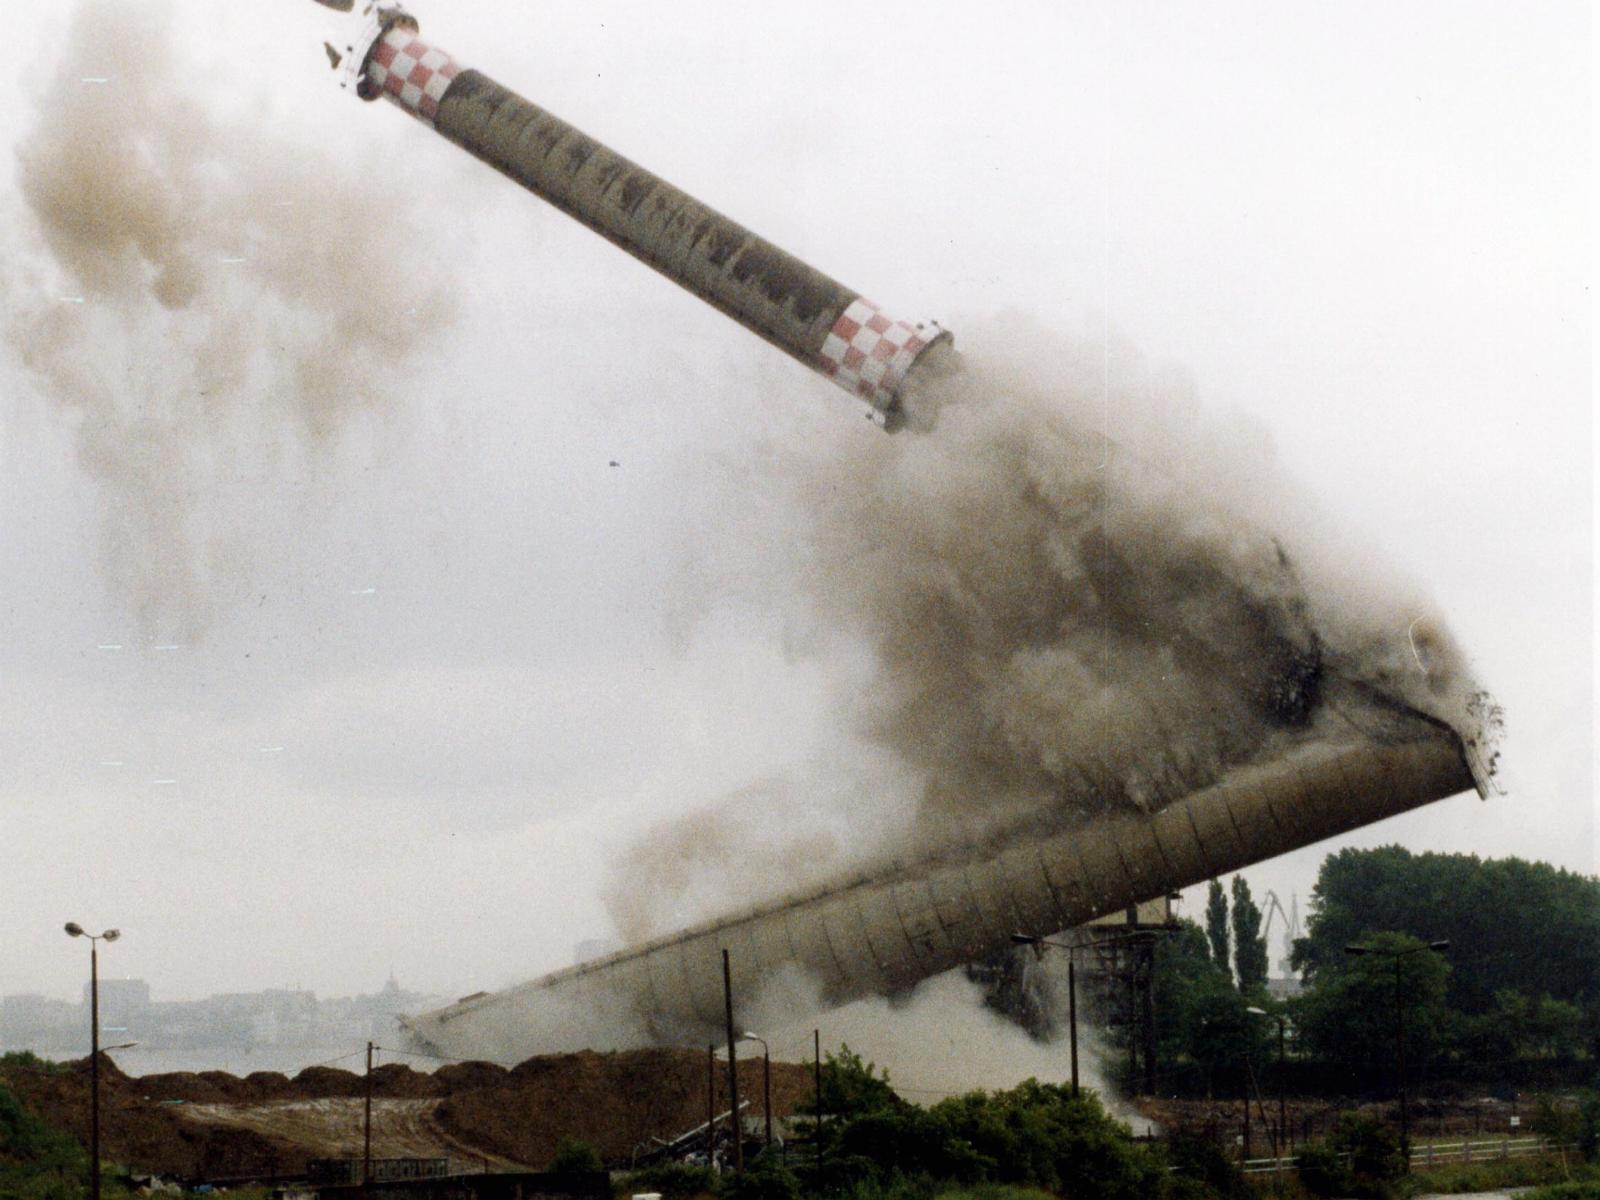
[547,1135,603,1173]
[1162,1133,1250,1200]
[716,1162,802,1200]
[617,1162,716,1200]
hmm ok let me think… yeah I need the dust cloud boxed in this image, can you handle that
[605,315,1491,948]
[758,969,1119,1109]
[546,313,1498,1079]
[3,0,452,641]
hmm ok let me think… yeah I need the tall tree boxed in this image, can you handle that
[1293,930,1452,1076]
[1291,847,1600,1024]
[1232,876,1269,994]
[1205,878,1231,979]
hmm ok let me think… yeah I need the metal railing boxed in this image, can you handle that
[1238,1137,1578,1175]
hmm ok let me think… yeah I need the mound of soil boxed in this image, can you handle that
[439,1047,814,1168]
[2,1056,301,1180]
[2,1047,818,1180]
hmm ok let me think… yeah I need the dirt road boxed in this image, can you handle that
[177,1097,527,1170]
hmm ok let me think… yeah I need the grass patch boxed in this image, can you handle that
[1396,1155,1599,1197]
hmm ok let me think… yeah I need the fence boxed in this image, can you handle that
[1238,1137,1578,1175]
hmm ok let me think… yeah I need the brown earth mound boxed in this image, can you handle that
[438,1047,814,1168]
[2,1047,817,1180]
[2,1056,302,1180]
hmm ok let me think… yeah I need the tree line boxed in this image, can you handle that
[1146,847,1600,1093]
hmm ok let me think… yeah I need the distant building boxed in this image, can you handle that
[1,993,82,1053]
[2,977,440,1064]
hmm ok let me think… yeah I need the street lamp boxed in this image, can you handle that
[1246,1006,1289,1160]
[740,1033,773,1152]
[65,923,121,1200]
[1345,939,1450,1163]
[1245,1005,1289,1179]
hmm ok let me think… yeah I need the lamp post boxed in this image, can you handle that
[740,1033,772,1152]
[1245,1005,1288,1182]
[1345,939,1450,1163]
[64,922,120,1200]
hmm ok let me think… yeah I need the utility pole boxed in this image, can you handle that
[1067,958,1079,1098]
[721,949,743,1172]
[363,1042,374,1187]
[814,1029,823,1176]
[1345,939,1448,1167]
[1140,957,1157,1095]
[706,1044,716,1165]
[1394,955,1408,1159]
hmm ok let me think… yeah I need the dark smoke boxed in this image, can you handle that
[606,315,1491,939]
[3,0,453,640]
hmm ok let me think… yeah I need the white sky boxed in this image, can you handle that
[0,1,1591,1006]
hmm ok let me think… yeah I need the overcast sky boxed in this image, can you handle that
[0,1,1590,1009]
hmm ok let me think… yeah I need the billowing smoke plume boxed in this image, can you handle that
[604,315,1492,943]
[3,0,452,640]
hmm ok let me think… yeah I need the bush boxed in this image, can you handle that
[716,1162,802,1200]
[931,1081,1159,1199]
[1162,1133,1250,1200]
[1294,1141,1352,1199]
[616,1163,716,1200]
[1524,1183,1600,1200]
[1338,1113,1405,1190]
[547,1135,603,1173]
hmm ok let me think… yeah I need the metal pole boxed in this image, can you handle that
[363,1041,374,1187]
[763,1046,773,1152]
[1141,950,1158,1096]
[814,1029,822,1176]
[89,940,100,1200]
[1126,959,1138,1090]
[1067,957,1080,1098]
[707,1044,716,1164]
[1395,956,1409,1163]
[721,949,743,1172]
[1278,1018,1288,1154]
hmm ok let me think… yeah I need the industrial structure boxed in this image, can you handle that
[320,1,951,430]
[309,3,1493,1063]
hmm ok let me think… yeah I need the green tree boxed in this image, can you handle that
[1292,847,1600,1023]
[931,1080,1160,1199]
[799,1045,900,1121]
[1151,919,1268,1086]
[1206,879,1231,980]
[1231,876,1268,995]
[1293,930,1452,1078]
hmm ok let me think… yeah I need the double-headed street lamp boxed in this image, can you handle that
[1245,1006,1289,1161]
[1345,939,1450,1162]
[64,923,121,1200]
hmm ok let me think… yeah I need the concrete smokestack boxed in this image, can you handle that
[337,5,951,429]
[404,702,1473,1062]
[310,6,1489,1060]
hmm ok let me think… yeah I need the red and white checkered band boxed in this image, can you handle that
[366,28,461,126]
[816,299,938,413]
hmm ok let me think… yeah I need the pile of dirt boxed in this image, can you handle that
[2,1056,302,1180]
[437,1047,814,1168]
[2,1047,818,1180]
